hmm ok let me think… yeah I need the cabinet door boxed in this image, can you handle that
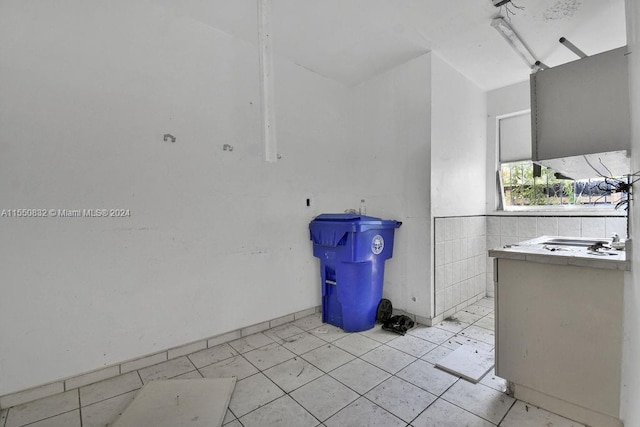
[531,47,630,160]
[495,258,623,418]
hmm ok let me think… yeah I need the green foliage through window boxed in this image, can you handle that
[501,162,627,208]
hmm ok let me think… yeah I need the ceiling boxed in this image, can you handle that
[154,0,627,90]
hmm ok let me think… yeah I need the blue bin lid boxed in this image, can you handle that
[312,213,382,222]
[310,213,402,231]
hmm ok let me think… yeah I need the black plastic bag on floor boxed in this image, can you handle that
[376,299,393,323]
[382,315,415,336]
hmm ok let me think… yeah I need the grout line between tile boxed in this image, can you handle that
[18,409,79,427]
[497,398,518,426]
[76,389,82,427]
[357,393,407,425]
[0,307,322,411]
[438,380,507,426]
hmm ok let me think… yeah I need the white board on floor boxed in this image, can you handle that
[435,345,494,383]
[112,378,236,427]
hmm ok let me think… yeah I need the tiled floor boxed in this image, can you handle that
[0,298,586,427]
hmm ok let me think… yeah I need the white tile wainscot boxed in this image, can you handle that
[434,216,487,318]
[484,214,628,296]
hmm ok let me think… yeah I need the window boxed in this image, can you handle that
[500,161,628,209]
[497,111,628,210]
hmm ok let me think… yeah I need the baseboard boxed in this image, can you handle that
[0,306,321,410]
[512,383,623,427]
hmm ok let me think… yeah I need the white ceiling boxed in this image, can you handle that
[155,0,627,90]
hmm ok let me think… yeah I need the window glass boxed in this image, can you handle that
[501,161,628,209]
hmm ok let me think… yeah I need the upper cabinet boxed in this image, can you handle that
[530,47,630,178]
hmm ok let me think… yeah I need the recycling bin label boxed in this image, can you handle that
[371,235,384,255]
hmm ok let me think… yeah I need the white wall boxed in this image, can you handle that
[0,1,488,396]
[352,55,432,318]
[0,0,369,395]
[621,0,640,424]
[351,53,488,321]
[430,54,487,218]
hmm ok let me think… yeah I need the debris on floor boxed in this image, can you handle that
[435,344,494,383]
[381,315,415,335]
[112,378,236,427]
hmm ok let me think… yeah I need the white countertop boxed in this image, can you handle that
[488,235,631,271]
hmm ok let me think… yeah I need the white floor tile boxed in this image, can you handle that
[300,344,355,372]
[458,325,495,345]
[386,334,437,358]
[408,325,455,345]
[290,375,359,422]
[171,370,203,380]
[242,342,295,370]
[223,409,235,424]
[329,359,390,395]
[364,376,437,423]
[187,343,238,369]
[309,324,350,342]
[0,384,66,413]
[500,400,585,427]
[80,371,142,406]
[358,325,399,343]
[441,380,514,424]
[475,298,495,309]
[421,345,455,365]
[280,332,326,355]
[396,359,459,396]
[433,318,472,334]
[65,366,120,390]
[23,410,81,427]
[263,357,323,393]
[291,314,325,332]
[412,398,495,427]
[228,373,284,418]
[435,345,494,383]
[5,390,78,427]
[239,395,318,427]
[479,368,507,393]
[109,378,235,427]
[228,333,275,354]
[332,334,381,356]
[447,310,483,324]
[474,316,495,331]
[199,355,259,381]
[464,304,494,317]
[81,390,137,427]
[264,324,307,343]
[138,357,196,383]
[1,306,539,427]
[442,335,494,353]
[324,397,405,427]
[360,345,416,374]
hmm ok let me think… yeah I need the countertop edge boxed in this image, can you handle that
[488,236,631,271]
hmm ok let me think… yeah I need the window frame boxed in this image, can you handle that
[495,111,625,214]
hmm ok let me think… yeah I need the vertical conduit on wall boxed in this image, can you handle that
[258,0,278,163]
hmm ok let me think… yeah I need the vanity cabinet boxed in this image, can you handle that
[494,258,624,427]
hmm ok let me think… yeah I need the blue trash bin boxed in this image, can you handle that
[309,214,402,332]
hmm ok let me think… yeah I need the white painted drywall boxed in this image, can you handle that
[0,0,493,395]
[621,0,640,424]
[0,0,359,395]
[430,53,487,218]
[485,81,531,212]
[352,54,432,318]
